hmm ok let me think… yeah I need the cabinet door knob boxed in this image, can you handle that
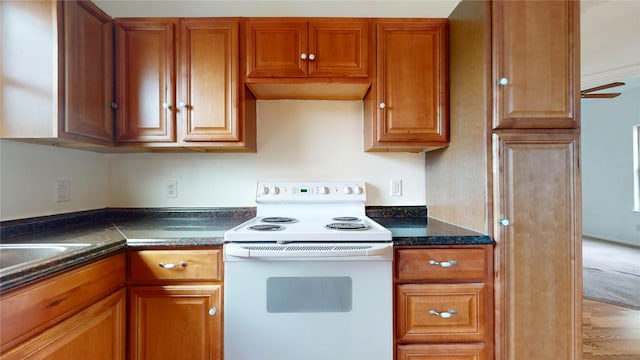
[308,53,315,61]
[498,77,509,86]
[429,259,457,267]
[162,102,171,110]
[178,102,187,109]
[429,309,457,318]
[110,102,119,109]
[158,262,187,269]
[499,218,510,226]
[379,103,386,109]
[208,307,217,316]
[300,53,307,60]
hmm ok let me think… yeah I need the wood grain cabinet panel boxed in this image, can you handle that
[62,0,114,142]
[0,0,114,147]
[397,343,487,360]
[396,283,486,343]
[179,19,241,142]
[114,19,176,142]
[365,19,449,152]
[493,132,581,360]
[128,285,221,360]
[396,248,487,282]
[128,249,222,284]
[492,0,579,129]
[127,248,223,360]
[0,254,126,351]
[1,289,126,360]
[114,18,256,151]
[246,19,369,79]
[394,246,493,358]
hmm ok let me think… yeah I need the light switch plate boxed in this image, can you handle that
[391,179,402,197]
[56,180,70,202]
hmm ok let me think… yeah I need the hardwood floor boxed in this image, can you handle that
[583,298,640,359]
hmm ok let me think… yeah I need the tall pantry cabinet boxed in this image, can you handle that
[428,1,582,359]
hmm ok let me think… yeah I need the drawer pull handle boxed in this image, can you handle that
[429,259,457,267]
[429,309,457,318]
[158,262,187,269]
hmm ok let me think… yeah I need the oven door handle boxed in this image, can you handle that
[225,246,251,258]
[364,244,393,257]
[224,244,393,259]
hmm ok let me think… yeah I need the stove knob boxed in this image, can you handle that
[270,186,280,195]
[343,186,353,194]
[353,186,363,194]
[260,186,269,195]
[319,186,330,194]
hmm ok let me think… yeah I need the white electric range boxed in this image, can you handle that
[223,181,393,360]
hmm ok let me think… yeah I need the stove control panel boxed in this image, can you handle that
[256,181,367,202]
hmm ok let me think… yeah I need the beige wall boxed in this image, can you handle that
[0,140,109,220]
[1,101,426,220]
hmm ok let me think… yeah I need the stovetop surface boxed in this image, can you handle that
[224,215,392,242]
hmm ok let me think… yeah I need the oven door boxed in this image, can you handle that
[223,243,393,360]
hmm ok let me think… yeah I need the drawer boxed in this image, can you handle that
[396,247,489,282]
[397,343,487,360]
[1,253,125,351]
[396,283,486,343]
[128,249,221,284]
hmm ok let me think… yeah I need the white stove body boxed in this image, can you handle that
[223,181,393,360]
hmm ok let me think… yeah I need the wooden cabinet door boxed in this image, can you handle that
[115,19,176,142]
[493,132,581,360]
[246,21,308,78]
[492,0,579,129]
[397,343,487,360]
[179,19,240,142]
[129,285,221,360]
[62,0,113,143]
[308,20,370,78]
[1,289,126,360]
[366,20,448,150]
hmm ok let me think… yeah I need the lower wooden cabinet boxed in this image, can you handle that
[128,285,221,360]
[1,289,126,360]
[127,248,223,360]
[395,246,493,359]
[0,254,126,359]
[397,343,487,360]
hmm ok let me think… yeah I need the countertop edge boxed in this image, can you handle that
[1,207,494,293]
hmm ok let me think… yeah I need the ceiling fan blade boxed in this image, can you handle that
[581,82,625,94]
[581,92,621,99]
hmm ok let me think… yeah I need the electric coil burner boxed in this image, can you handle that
[325,222,371,231]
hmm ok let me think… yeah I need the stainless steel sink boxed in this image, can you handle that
[0,243,91,270]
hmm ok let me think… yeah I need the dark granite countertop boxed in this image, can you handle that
[0,221,127,293]
[0,207,492,293]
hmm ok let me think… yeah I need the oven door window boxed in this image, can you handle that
[266,277,352,313]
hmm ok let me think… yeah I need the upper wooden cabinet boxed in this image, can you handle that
[114,18,256,151]
[63,0,114,143]
[0,0,114,147]
[492,0,580,129]
[246,19,370,78]
[115,19,176,143]
[244,18,372,100]
[364,19,449,152]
